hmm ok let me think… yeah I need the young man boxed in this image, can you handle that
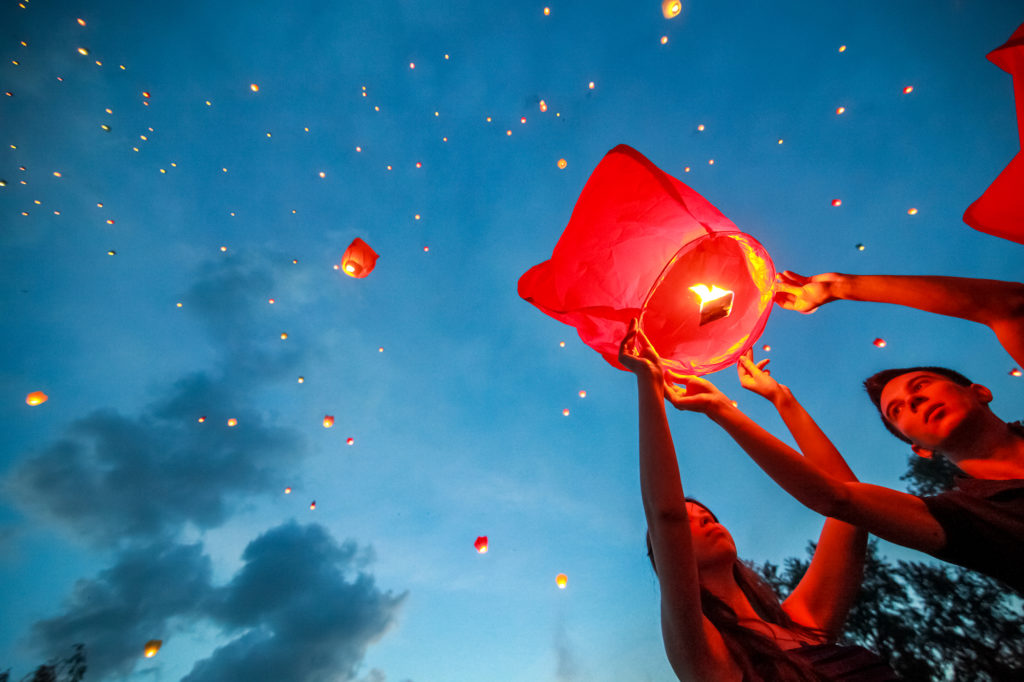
[661,272,1024,592]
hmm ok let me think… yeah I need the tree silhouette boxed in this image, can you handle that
[0,644,86,682]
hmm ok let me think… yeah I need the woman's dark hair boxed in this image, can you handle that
[646,499,827,682]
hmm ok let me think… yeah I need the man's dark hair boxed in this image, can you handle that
[863,366,974,444]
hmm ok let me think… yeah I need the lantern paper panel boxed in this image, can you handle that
[341,237,379,278]
[963,22,1024,245]
[518,145,775,376]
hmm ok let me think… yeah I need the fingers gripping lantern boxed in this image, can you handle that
[518,145,775,376]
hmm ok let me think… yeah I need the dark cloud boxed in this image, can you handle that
[6,378,304,546]
[29,523,404,682]
[5,253,309,546]
[29,541,212,679]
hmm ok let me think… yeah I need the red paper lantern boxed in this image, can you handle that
[963,22,1024,244]
[474,536,488,553]
[340,238,379,278]
[518,145,775,376]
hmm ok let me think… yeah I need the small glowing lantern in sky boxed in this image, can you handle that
[556,573,568,589]
[25,391,48,406]
[873,338,887,348]
[323,415,335,428]
[1011,368,1022,377]
[143,640,162,658]
[310,500,317,510]
[474,536,488,553]
[519,145,775,376]
[662,0,682,19]
[340,237,379,278]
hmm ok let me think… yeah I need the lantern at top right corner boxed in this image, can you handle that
[518,144,775,377]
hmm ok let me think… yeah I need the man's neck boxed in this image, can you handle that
[949,421,1024,480]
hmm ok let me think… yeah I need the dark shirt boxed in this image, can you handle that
[921,474,1024,593]
[791,642,899,681]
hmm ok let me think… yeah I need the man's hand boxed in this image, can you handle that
[774,271,843,314]
[664,374,733,416]
[737,350,784,403]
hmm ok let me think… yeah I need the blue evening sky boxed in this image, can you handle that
[2,1,1022,680]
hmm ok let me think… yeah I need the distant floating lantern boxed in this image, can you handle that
[280,332,288,340]
[340,237,379,278]
[543,6,550,15]
[323,415,335,428]
[346,437,354,445]
[197,416,206,423]
[907,207,918,215]
[1011,368,1022,377]
[662,0,682,19]
[227,418,238,427]
[697,124,705,131]
[142,91,150,98]
[903,85,914,94]
[873,338,887,348]
[556,573,568,589]
[250,83,259,92]
[579,390,587,398]
[838,45,847,52]
[25,391,48,406]
[143,640,162,658]
[474,536,489,553]
[832,199,842,207]
[310,500,316,510]
[588,81,595,90]
[77,47,89,56]
[856,243,865,251]
[284,486,292,494]
[762,344,771,352]
[519,145,775,376]
[557,158,568,169]
[539,99,548,112]
[836,106,846,115]
[661,36,668,45]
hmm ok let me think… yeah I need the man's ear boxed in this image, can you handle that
[970,383,994,405]
[911,444,935,459]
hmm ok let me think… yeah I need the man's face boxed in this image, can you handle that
[880,371,986,452]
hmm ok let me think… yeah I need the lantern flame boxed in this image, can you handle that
[25,391,48,406]
[689,284,735,326]
[556,573,568,589]
[323,415,334,428]
[662,0,682,19]
[143,640,162,658]
[474,536,488,553]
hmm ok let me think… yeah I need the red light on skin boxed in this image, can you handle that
[474,536,488,553]
[831,199,842,207]
[1011,368,1022,377]
[873,338,887,348]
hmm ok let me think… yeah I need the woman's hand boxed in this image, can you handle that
[774,271,842,314]
[618,318,666,385]
[737,350,784,403]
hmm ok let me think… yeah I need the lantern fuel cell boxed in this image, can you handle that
[690,285,734,326]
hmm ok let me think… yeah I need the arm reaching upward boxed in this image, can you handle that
[774,272,1024,367]
[618,320,742,682]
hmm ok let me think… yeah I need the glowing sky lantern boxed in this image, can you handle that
[963,22,1024,244]
[873,338,887,348]
[662,0,682,19]
[1011,368,1022,377]
[340,237,379,278]
[474,536,488,553]
[323,415,335,428]
[556,573,568,589]
[519,145,775,376]
[25,391,48,406]
[143,640,162,658]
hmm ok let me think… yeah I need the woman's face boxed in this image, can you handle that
[686,501,737,568]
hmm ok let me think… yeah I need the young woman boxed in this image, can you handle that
[620,320,895,681]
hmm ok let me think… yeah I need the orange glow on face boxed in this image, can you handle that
[323,415,335,428]
[474,536,488,553]
[662,0,682,19]
[143,640,162,658]
[25,391,48,406]
[556,573,568,588]
[873,338,887,348]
